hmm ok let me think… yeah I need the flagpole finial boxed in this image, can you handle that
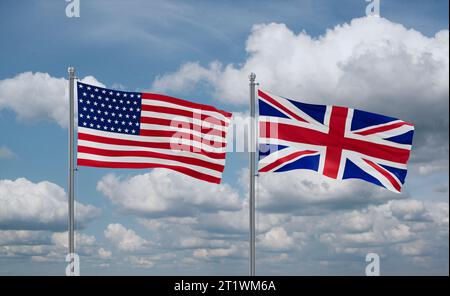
[68,67,75,76]
[249,72,256,82]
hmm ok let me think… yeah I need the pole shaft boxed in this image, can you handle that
[68,67,75,275]
[249,73,256,276]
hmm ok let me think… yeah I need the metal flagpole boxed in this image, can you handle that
[249,73,256,276]
[68,67,75,276]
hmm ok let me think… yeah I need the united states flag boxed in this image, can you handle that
[76,82,232,184]
[258,90,415,193]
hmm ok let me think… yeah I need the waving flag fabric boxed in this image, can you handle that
[258,90,414,193]
[76,82,232,184]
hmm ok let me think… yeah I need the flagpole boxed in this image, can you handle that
[249,73,256,276]
[68,67,75,276]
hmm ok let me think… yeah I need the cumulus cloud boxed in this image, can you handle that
[0,178,100,230]
[152,17,449,171]
[104,223,149,252]
[0,72,104,127]
[260,227,294,251]
[97,169,241,218]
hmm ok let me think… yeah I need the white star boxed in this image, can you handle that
[111,112,116,117]
[132,129,136,133]
[115,106,119,110]
[79,114,84,118]
[93,102,98,106]
[98,96,102,100]
[130,94,134,98]
[135,123,139,126]
[78,84,83,88]
[125,114,130,118]
[108,105,112,109]
[97,110,101,114]
[111,127,115,131]
[94,88,99,92]
[119,100,123,104]
[104,111,109,115]
[125,129,129,133]
[83,122,87,126]
[118,114,123,118]
[133,101,137,105]
[137,108,140,111]
[86,100,90,104]
[129,107,133,111]
[102,90,106,94]
[137,94,141,98]
[100,118,104,122]
[83,92,87,96]
[132,115,137,119]
[107,119,112,123]
[79,99,83,103]
[128,122,133,126]
[97,124,101,128]
[86,115,90,119]
[103,126,108,130]
[122,107,126,111]
[90,94,94,98]
[114,120,119,124]
[126,101,130,104]
[109,91,113,95]
[93,116,97,121]
[82,107,87,111]
[105,97,109,101]
[116,92,120,96]
[90,108,94,113]
[101,103,105,107]
[87,86,91,90]
[112,98,116,103]
[123,93,127,97]
[121,121,125,125]
[89,123,94,127]
[118,128,122,132]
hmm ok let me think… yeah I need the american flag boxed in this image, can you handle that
[76,82,232,184]
[258,90,415,193]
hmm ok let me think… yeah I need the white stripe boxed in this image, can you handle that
[78,140,226,164]
[77,153,222,178]
[141,99,231,123]
[140,124,226,143]
[78,127,227,153]
[346,153,401,193]
[141,111,228,132]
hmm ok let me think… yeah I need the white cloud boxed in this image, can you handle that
[104,223,148,252]
[0,178,100,230]
[98,247,112,259]
[260,227,294,250]
[0,72,104,127]
[0,146,16,159]
[97,169,241,218]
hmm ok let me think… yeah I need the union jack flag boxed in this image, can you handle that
[258,90,415,193]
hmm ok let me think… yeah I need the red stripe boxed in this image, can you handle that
[259,150,317,173]
[77,159,221,184]
[363,159,402,192]
[323,106,348,179]
[355,121,413,136]
[258,90,307,123]
[78,146,224,172]
[141,92,232,118]
[141,104,228,127]
[139,129,226,148]
[78,132,226,160]
[140,116,226,137]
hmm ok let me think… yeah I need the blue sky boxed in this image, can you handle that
[0,0,448,275]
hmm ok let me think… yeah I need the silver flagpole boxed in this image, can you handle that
[249,73,256,276]
[68,67,75,276]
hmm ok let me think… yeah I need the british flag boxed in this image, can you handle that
[258,90,415,193]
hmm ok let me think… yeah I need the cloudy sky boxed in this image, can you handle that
[0,0,448,275]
